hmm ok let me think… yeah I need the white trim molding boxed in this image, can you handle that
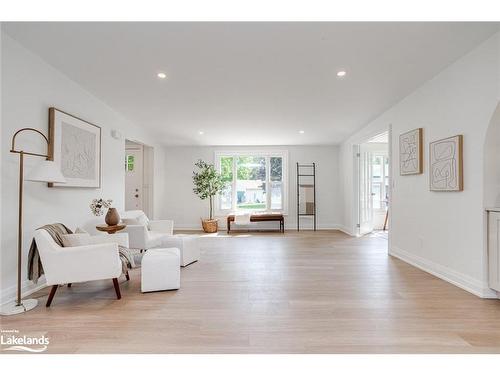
[174,222,345,231]
[214,149,289,216]
[336,225,356,236]
[390,245,498,299]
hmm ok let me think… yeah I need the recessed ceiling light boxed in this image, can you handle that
[157,72,167,79]
[336,70,347,77]
[299,130,305,134]
[198,131,204,135]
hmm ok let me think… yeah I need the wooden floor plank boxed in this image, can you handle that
[1,230,500,353]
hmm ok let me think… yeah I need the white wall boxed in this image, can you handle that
[0,35,168,303]
[163,145,341,230]
[484,104,500,208]
[340,32,500,298]
[0,25,3,298]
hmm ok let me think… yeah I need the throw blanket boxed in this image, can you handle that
[28,223,134,284]
[28,223,71,284]
[234,213,251,225]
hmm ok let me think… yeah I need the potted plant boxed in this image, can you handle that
[192,159,226,233]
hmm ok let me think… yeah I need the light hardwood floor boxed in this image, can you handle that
[2,230,500,354]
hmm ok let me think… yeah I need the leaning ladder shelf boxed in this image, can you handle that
[296,162,316,231]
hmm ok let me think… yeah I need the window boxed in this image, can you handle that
[125,155,135,171]
[215,151,288,214]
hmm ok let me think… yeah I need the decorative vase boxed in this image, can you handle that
[105,208,120,226]
[201,218,218,233]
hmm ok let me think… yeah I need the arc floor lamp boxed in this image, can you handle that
[0,127,65,316]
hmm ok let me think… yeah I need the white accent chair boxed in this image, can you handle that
[120,210,174,250]
[141,248,180,292]
[34,229,123,307]
[121,210,200,266]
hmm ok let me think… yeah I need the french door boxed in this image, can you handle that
[358,144,374,235]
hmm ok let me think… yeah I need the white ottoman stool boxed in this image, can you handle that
[159,235,200,267]
[141,248,180,292]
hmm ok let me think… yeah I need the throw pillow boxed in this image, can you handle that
[61,233,91,247]
[88,233,129,248]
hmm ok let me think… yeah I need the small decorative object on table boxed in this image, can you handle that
[90,198,120,225]
[192,159,226,233]
[105,208,120,226]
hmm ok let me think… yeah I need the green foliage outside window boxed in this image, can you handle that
[220,157,233,182]
[125,155,134,171]
[237,156,265,180]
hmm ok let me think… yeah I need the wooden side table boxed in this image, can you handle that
[96,224,126,234]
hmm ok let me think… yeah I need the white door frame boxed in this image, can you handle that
[353,125,392,247]
[387,124,393,252]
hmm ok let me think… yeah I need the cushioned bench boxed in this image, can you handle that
[227,213,284,233]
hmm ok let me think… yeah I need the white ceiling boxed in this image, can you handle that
[368,132,389,143]
[3,22,499,146]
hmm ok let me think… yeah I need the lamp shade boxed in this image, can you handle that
[25,160,66,183]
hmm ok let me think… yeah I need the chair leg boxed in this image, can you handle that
[112,278,121,300]
[46,285,58,307]
[125,271,130,281]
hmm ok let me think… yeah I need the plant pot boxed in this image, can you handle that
[201,218,218,233]
[105,208,120,226]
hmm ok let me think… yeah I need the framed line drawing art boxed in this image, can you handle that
[48,107,101,188]
[399,128,423,175]
[429,134,463,191]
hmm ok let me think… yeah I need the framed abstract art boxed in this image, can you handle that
[429,135,463,191]
[48,107,101,188]
[399,128,423,175]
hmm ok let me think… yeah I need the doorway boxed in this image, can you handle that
[357,131,390,236]
[125,140,154,218]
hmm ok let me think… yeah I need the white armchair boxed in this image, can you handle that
[120,210,200,266]
[34,229,123,307]
[120,210,174,250]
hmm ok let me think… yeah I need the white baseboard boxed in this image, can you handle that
[0,276,47,306]
[174,223,346,232]
[336,225,355,236]
[174,224,205,231]
[390,246,498,299]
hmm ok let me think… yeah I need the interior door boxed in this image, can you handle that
[125,146,144,211]
[358,144,374,235]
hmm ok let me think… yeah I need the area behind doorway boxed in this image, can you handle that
[125,140,154,218]
[358,131,390,236]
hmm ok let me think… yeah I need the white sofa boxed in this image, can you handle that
[34,229,123,307]
[120,210,200,266]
